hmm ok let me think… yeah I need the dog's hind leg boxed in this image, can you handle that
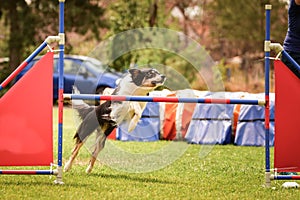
[64,141,83,172]
[64,110,99,172]
[86,131,107,173]
[86,124,116,173]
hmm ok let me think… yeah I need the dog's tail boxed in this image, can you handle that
[72,86,95,120]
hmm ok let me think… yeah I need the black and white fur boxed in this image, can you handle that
[64,68,165,173]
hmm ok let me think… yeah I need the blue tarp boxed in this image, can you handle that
[185,103,234,144]
[184,92,275,146]
[184,91,236,145]
[116,102,160,141]
[234,93,275,146]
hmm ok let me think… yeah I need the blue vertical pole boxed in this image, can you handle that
[264,4,271,187]
[55,0,65,185]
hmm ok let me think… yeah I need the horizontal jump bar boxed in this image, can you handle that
[64,94,265,105]
[272,175,300,180]
[0,170,58,175]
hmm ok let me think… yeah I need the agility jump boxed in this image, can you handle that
[264,5,300,187]
[0,0,65,185]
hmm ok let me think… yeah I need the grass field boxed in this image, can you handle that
[0,107,300,199]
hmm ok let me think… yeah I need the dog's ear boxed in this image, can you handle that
[129,69,144,86]
[129,68,140,77]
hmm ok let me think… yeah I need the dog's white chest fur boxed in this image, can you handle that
[110,101,147,132]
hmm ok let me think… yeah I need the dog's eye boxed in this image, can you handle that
[146,70,156,78]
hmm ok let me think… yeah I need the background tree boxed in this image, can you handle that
[207,0,287,60]
[106,0,205,90]
[107,0,161,71]
[0,0,107,84]
[206,0,287,90]
[0,0,36,83]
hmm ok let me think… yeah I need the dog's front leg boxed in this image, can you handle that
[128,102,146,132]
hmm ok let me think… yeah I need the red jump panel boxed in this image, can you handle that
[0,52,54,166]
[274,60,300,172]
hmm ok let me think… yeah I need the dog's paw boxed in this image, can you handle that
[128,123,136,132]
[128,114,140,132]
[86,165,93,174]
[64,161,72,172]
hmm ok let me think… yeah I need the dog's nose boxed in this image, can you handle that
[161,75,166,80]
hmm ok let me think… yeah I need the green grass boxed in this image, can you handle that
[1,107,300,199]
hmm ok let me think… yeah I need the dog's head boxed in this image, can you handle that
[129,68,166,88]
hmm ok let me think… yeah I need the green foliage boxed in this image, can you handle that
[208,0,287,53]
[213,59,227,86]
[0,1,37,73]
[0,0,107,83]
[108,1,151,32]
[107,0,158,71]
[0,10,9,57]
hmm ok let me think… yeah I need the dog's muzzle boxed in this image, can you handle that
[151,75,166,85]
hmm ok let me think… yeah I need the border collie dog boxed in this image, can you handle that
[64,68,166,173]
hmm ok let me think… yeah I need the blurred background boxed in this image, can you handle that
[0,0,289,94]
